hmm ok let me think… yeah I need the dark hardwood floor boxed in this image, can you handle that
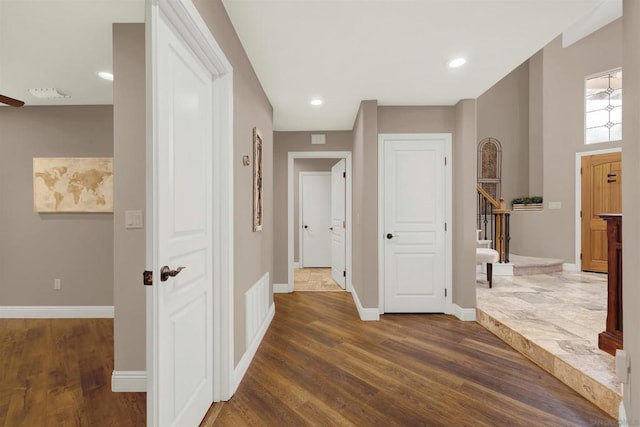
[210,292,613,426]
[0,293,614,426]
[0,318,145,426]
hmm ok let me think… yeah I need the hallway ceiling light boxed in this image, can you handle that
[448,58,467,68]
[98,71,114,81]
[310,98,323,106]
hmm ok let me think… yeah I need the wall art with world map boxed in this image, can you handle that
[33,157,114,213]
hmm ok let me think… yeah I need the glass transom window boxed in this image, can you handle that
[585,69,622,144]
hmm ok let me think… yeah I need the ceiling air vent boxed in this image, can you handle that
[28,88,70,99]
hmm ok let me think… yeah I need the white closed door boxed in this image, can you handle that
[331,160,346,288]
[300,172,331,267]
[382,136,448,313]
[151,12,213,426]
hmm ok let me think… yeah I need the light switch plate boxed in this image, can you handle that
[125,210,144,229]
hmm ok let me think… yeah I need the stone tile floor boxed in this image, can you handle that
[476,270,621,418]
[294,267,344,291]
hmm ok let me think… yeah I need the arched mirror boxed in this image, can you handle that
[477,137,502,201]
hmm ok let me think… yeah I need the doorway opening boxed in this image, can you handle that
[287,152,352,294]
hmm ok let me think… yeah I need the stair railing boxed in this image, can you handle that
[476,185,511,263]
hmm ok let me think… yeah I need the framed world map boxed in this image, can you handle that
[33,157,114,213]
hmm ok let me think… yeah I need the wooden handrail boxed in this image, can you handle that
[476,184,500,208]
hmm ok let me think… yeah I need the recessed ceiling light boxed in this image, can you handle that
[448,58,467,68]
[310,98,323,106]
[98,71,114,81]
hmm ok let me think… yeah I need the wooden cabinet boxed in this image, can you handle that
[598,214,623,356]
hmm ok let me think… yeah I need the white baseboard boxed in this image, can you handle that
[492,263,514,276]
[563,263,579,272]
[232,302,275,394]
[452,304,477,321]
[351,287,379,321]
[0,306,114,318]
[111,370,147,392]
[273,283,291,293]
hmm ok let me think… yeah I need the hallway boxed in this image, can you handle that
[209,292,611,425]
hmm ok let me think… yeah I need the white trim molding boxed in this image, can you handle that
[453,305,477,322]
[351,286,379,321]
[273,283,291,294]
[492,262,514,276]
[563,263,580,272]
[0,306,114,318]
[112,371,147,392]
[233,303,275,394]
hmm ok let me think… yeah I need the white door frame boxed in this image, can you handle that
[299,171,331,268]
[573,146,622,271]
[377,134,453,315]
[146,0,234,425]
[288,151,352,293]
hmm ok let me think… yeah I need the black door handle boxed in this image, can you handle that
[160,266,186,282]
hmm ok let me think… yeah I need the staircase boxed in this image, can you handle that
[509,254,564,275]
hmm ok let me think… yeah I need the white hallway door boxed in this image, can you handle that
[331,159,346,288]
[381,134,450,313]
[300,172,331,267]
[150,8,215,426]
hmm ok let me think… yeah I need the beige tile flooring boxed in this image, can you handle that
[294,267,344,291]
[476,270,621,418]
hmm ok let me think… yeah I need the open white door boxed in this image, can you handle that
[300,172,331,267]
[380,134,451,313]
[331,160,346,288]
[148,1,234,425]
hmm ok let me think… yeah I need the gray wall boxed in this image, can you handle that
[528,50,544,196]
[351,101,378,307]
[272,131,353,283]
[113,23,146,372]
[453,100,478,309]
[294,159,339,263]
[0,106,114,306]
[508,20,622,261]
[622,0,640,419]
[477,60,530,206]
[194,0,274,365]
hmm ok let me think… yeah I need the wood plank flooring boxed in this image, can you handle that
[0,318,145,427]
[211,292,613,426]
[0,294,615,426]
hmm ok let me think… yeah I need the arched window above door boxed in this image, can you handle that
[477,137,502,201]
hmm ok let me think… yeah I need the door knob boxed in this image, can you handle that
[304,225,309,229]
[329,227,334,230]
[160,266,186,282]
[386,233,394,239]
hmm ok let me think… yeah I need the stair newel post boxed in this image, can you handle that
[493,197,510,264]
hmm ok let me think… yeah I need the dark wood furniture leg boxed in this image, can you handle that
[487,263,493,288]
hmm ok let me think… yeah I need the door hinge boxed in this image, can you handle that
[444,222,447,231]
[343,171,346,178]
[343,270,346,277]
[580,210,582,218]
[143,270,153,286]
[580,167,582,175]
[342,220,346,228]
[580,253,583,260]
[444,157,447,166]
[444,288,447,297]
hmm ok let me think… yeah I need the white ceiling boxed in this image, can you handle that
[0,0,144,107]
[0,0,615,132]
[223,0,606,131]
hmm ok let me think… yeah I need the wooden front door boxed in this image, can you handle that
[581,152,622,273]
